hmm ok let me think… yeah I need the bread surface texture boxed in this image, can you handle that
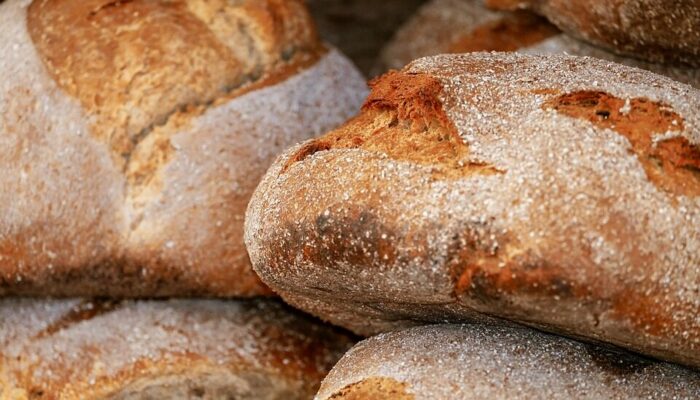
[0,0,367,297]
[377,0,700,88]
[0,298,354,399]
[485,0,700,66]
[316,324,700,400]
[245,52,700,368]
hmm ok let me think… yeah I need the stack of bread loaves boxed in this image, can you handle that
[2,0,700,398]
[245,0,700,398]
[0,0,367,397]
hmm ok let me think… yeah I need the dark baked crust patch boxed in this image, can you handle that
[543,91,700,197]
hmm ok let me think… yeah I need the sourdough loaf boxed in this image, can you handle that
[0,298,353,399]
[245,52,700,368]
[377,0,700,88]
[0,0,367,297]
[485,0,700,66]
[317,325,700,399]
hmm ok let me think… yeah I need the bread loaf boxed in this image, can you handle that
[317,324,700,399]
[245,52,700,368]
[485,0,700,66]
[0,0,367,297]
[377,0,700,88]
[0,298,353,399]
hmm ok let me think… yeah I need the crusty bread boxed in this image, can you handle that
[245,52,700,368]
[0,298,354,399]
[316,324,700,399]
[377,0,700,88]
[0,0,367,297]
[485,0,700,67]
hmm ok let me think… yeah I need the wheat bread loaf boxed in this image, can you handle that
[485,0,700,66]
[245,52,700,368]
[377,0,700,88]
[0,298,354,399]
[0,0,367,297]
[316,324,700,400]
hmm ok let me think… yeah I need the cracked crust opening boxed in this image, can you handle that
[543,90,700,197]
[286,71,501,179]
[328,377,414,400]
[26,0,321,174]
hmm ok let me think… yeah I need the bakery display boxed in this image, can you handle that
[246,52,700,368]
[317,324,700,399]
[1,1,699,398]
[377,0,700,88]
[485,0,700,66]
[0,0,367,297]
[0,298,353,399]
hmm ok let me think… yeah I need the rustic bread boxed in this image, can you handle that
[0,0,367,297]
[316,324,700,399]
[377,0,700,88]
[485,0,700,67]
[0,298,354,399]
[245,52,700,368]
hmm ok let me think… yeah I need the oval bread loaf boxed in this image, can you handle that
[316,324,700,400]
[485,0,700,66]
[377,0,700,88]
[0,0,367,297]
[245,52,700,368]
[0,298,354,399]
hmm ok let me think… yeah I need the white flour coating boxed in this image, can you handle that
[317,324,700,399]
[246,53,700,368]
[0,298,352,396]
[0,0,127,275]
[522,35,700,89]
[125,48,367,281]
[0,0,368,296]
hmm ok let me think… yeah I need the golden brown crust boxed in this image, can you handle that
[287,71,501,179]
[0,0,367,297]
[245,53,700,368]
[0,299,355,399]
[542,91,700,197]
[26,0,320,169]
[486,0,700,66]
[448,11,558,53]
[327,377,414,400]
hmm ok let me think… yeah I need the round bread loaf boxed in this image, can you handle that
[377,0,700,88]
[245,52,700,368]
[485,0,700,67]
[316,324,700,399]
[0,298,354,399]
[0,0,367,297]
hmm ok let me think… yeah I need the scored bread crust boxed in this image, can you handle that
[0,0,367,297]
[0,298,354,399]
[485,0,700,67]
[245,52,700,368]
[316,324,700,400]
[377,0,700,88]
